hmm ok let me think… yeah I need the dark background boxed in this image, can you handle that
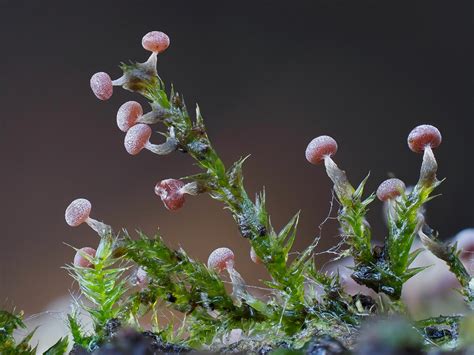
[0,1,472,315]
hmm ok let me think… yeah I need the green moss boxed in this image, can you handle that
[3,35,472,354]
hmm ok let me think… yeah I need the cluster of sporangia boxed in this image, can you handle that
[65,30,443,297]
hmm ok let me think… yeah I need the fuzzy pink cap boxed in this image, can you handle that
[142,31,170,53]
[65,198,91,227]
[407,125,442,153]
[208,247,235,272]
[124,124,152,155]
[117,101,143,132]
[305,135,338,165]
[74,247,96,268]
[376,178,406,201]
[90,72,113,100]
[155,179,186,211]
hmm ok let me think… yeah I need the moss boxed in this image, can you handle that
[3,32,473,354]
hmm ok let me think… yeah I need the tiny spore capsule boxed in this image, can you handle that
[117,101,143,132]
[305,135,338,165]
[65,198,92,227]
[90,72,113,100]
[124,124,152,155]
[155,179,186,211]
[74,247,96,268]
[64,198,109,235]
[142,31,170,53]
[407,124,442,153]
[207,247,235,273]
[376,178,406,201]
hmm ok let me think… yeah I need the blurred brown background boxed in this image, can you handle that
[0,1,472,316]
